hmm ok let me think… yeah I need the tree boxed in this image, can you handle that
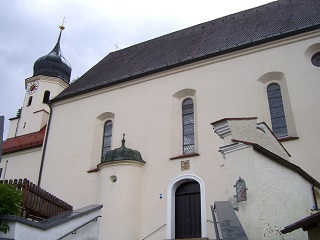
[0,184,22,233]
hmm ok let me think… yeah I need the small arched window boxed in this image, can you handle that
[27,96,33,106]
[234,177,247,202]
[182,98,195,154]
[267,83,288,138]
[101,120,113,159]
[43,91,50,103]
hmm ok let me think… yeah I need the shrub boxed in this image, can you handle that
[0,184,22,233]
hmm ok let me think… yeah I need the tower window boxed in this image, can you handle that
[182,98,195,154]
[267,83,288,138]
[27,96,33,106]
[101,120,113,160]
[43,91,50,104]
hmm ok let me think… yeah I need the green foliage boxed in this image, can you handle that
[16,108,22,118]
[0,184,22,233]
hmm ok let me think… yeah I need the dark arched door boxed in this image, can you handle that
[175,181,201,239]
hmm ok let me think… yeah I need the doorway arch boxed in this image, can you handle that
[166,174,207,239]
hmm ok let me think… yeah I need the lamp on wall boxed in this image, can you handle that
[234,177,248,202]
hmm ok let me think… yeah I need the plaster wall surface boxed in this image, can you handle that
[223,146,312,240]
[228,120,289,160]
[255,153,311,240]
[0,209,101,240]
[98,162,143,239]
[0,148,42,182]
[7,118,18,139]
[40,31,320,239]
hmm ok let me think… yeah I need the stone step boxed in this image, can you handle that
[169,238,211,240]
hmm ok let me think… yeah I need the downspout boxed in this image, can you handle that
[3,160,8,180]
[15,108,22,137]
[312,183,318,210]
[0,116,4,163]
[37,103,53,186]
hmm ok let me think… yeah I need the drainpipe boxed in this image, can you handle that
[3,160,8,180]
[37,103,53,186]
[0,116,4,163]
[312,183,318,210]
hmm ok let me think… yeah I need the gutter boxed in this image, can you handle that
[37,103,53,186]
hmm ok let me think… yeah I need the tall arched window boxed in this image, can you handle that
[27,96,33,106]
[101,120,113,159]
[267,83,288,138]
[182,98,195,154]
[43,90,50,103]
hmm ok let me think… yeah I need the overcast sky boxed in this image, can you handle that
[0,0,274,139]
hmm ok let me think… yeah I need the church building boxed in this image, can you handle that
[2,0,320,239]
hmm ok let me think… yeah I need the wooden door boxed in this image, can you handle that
[175,181,201,239]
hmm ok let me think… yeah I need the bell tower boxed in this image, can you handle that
[7,24,72,138]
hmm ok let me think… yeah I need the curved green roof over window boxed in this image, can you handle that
[100,134,145,164]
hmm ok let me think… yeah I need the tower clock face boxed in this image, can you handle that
[27,81,39,94]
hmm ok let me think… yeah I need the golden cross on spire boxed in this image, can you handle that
[59,16,66,30]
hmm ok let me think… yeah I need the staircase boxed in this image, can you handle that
[169,238,210,240]
[211,201,249,240]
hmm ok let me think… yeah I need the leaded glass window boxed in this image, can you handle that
[234,178,247,202]
[182,98,195,154]
[102,120,113,159]
[267,83,288,138]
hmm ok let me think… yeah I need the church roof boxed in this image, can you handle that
[2,126,46,154]
[33,27,72,84]
[52,0,320,103]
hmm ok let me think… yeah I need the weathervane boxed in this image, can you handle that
[59,16,66,30]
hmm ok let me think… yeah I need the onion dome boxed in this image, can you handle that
[33,25,72,83]
[100,134,145,164]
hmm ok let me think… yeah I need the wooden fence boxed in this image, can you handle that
[0,178,73,221]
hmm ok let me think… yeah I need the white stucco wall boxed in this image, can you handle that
[222,145,312,240]
[0,208,101,240]
[98,162,144,239]
[256,152,311,240]
[0,147,42,183]
[39,30,320,239]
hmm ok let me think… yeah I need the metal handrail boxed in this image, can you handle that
[211,205,221,240]
[57,216,101,240]
[141,223,166,240]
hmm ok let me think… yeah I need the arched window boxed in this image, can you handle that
[182,98,195,154]
[267,83,288,138]
[42,90,50,103]
[101,120,113,159]
[27,96,33,106]
[234,177,247,202]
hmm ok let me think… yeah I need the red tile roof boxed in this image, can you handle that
[2,126,46,154]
